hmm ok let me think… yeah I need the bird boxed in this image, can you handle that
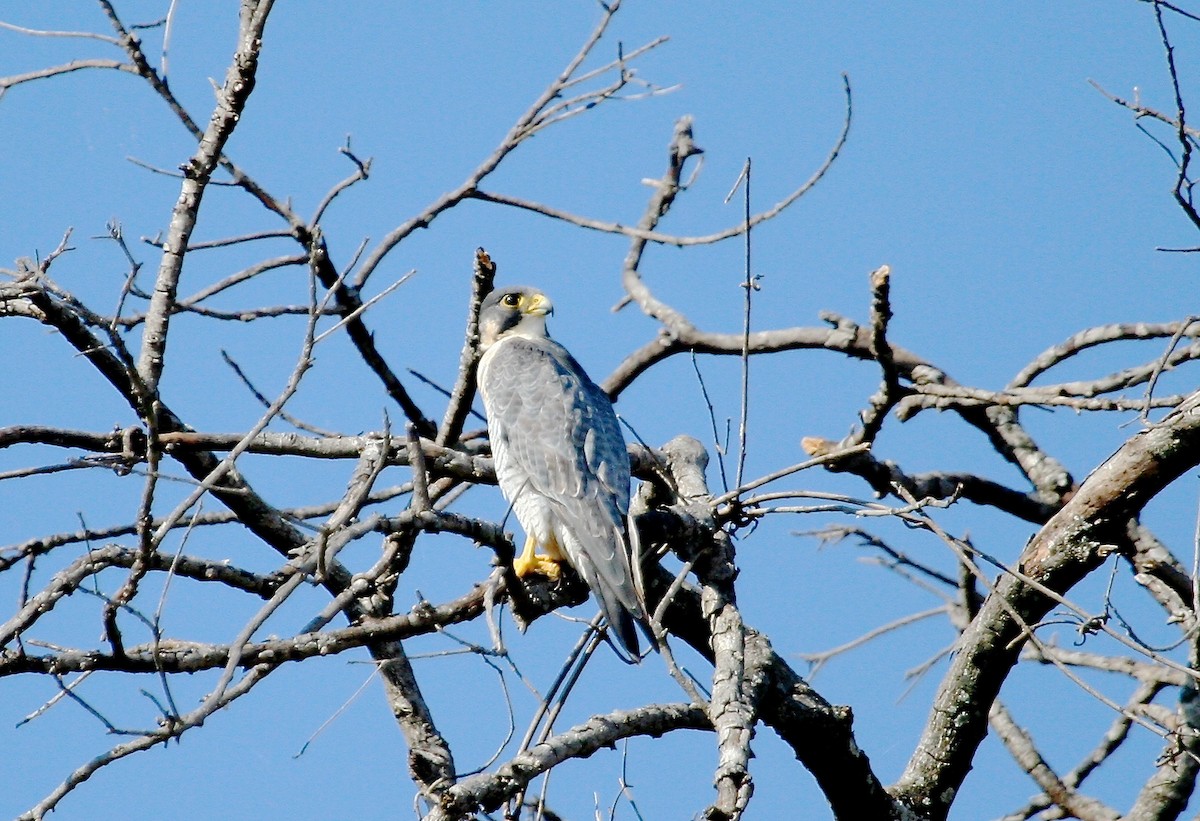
[476,285,647,656]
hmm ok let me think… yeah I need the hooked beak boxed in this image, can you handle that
[525,293,554,317]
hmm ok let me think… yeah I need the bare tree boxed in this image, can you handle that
[3,2,1200,819]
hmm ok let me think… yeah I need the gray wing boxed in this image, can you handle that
[479,336,644,648]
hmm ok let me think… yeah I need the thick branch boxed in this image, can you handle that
[128,2,274,393]
[647,437,909,820]
[428,703,710,820]
[372,639,457,803]
[894,390,1200,819]
[658,438,759,820]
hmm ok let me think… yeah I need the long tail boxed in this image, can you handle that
[571,525,650,660]
[596,592,642,657]
[558,508,651,660]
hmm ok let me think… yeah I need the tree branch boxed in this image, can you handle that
[894,390,1200,819]
[428,703,710,820]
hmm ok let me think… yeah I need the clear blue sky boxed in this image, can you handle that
[2,2,1197,818]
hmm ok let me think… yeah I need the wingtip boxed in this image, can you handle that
[614,610,642,659]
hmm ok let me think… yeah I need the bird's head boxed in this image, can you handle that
[478,286,555,350]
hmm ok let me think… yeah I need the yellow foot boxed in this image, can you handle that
[513,553,563,580]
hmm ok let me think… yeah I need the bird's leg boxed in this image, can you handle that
[513,534,563,580]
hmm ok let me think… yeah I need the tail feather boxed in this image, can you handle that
[594,593,642,658]
[557,509,651,660]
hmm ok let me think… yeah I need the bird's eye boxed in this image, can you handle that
[500,293,521,308]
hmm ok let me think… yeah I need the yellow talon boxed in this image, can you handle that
[513,535,564,580]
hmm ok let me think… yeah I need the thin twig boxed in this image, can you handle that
[732,157,754,491]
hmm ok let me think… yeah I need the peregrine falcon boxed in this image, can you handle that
[477,285,646,655]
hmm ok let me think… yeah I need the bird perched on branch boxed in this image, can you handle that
[476,285,647,656]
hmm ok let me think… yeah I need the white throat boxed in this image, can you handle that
[508,314,550,340]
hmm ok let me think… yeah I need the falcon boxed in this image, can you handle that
[477,285,646,655]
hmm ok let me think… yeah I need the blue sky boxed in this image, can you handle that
[2,2,1199,819]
